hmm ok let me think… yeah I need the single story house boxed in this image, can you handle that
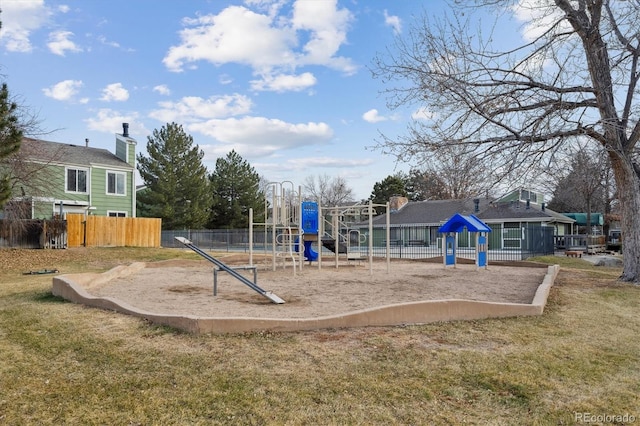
[352,188,574,253]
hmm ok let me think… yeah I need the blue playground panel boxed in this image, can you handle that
[445,234,456,266]
[477,234,488,267]
[301,201,319,234]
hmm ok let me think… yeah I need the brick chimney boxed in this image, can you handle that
[389,196,409,211]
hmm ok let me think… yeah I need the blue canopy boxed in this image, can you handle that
[438,213,492,233]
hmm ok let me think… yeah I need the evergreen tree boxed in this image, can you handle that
[0,83,23,208]
[208,150,263,229]
[369,173,408,213]
[136,123,210,230]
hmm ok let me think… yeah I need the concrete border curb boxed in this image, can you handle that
[52,264,560,335]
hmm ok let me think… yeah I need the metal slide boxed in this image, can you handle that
[175,237,285,304]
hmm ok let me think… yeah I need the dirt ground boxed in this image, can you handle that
[84,256,549,319]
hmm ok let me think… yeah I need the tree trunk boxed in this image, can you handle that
[610,153,640,283]
[586,200,592,236]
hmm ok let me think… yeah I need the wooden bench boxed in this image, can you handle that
[565,250,582,258]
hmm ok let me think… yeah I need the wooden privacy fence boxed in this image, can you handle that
[66,214,162,248]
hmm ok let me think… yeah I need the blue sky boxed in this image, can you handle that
[0,0,532,200]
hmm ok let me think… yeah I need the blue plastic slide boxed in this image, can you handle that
[294,238,318,261]
[303,240,318,261]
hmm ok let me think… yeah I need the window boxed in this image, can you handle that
[107,211,127,217]
[107,171,126,195]
[503,222,522,249]
[66,168,88,193]
[520,189,538,203]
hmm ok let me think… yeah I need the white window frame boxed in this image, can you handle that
[107,211,127,218]
[65,167,89,194]
[106,171,127,196]
[502,222,522,249]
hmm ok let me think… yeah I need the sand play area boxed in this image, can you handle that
[52,256,559,334]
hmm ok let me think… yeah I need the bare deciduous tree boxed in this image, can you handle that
[303,174,355,207]
[409,145,494,200]
[372,1,640,282]
[3,138,66,220]
[547,146,610,229]
[406,169,449,201]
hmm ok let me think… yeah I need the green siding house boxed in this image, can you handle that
[11,123,137,219]
[356,189,574,252]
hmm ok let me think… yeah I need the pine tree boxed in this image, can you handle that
[369,173,408,213]
[208,150,263,229]
[0,83,23,208]
[136,123,210,230]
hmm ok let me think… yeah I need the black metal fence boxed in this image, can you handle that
[162,229,254,252]
[162,224,556,261]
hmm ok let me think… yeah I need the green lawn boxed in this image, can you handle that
[1,248,638,425]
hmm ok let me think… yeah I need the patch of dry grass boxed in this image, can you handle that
[0,248,639,424]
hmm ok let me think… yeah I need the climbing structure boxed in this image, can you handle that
[249,182,309,274]
[249,181,392,275]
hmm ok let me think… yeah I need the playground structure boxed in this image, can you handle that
[49,185,562,335]
[438,213,491,269]
[249,181,391,275]
[46,180,564,336]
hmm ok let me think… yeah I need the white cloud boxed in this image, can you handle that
[153,85,171,96]
[219,74,233,85]
[362,109,387,123]
[163,6,297,72]
[85,109,147,136]
[291,0,356,73]
[149,94,253,123]
[47,30,82,56]
[58,5,70,13]
[412,106,436,121]
[250,72,317,92]
[244,0,287,17]
[147,92,332,158]
[193,116,333,159]
[97,35,121,49]
[163,0,356,86]
[0,0,51,52]
[255,156,373,173]
[291,156,373,168]
[511,0,568,42]
[383,10,402,35]
[100,83,129,102]
[42,79,83,101]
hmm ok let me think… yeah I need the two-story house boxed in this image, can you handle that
[9,123,137,219]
